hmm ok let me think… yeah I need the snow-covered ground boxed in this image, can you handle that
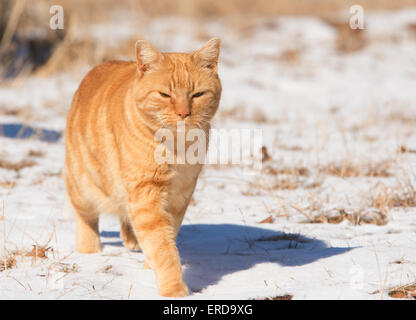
[0,10,416,299]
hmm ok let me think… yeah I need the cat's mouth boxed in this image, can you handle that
[142,110,211,133]
[163,115,208,130]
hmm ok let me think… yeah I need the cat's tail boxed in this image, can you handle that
[62,192,76,220]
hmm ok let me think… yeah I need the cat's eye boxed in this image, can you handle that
[192,92,205,98]
[159,92,171,98]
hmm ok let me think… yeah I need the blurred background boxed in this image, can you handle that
[0,0,415,80]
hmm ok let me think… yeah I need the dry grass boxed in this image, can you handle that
[0,181,16,189]
[0,244,53,273]
[261,148,310,177]
[34,21,100,76]
[291,193,389,226]
[52,262,80,274]
[294,205,388,226]
[261,146,271,162]
[262,295,293,300]
[0,254,16,272]
[263,166,309,177]
[321,160,392,178]
[388,283,416,299]
[269,178,301,191]
[243,162,320,195]
[398,145,416,154]
[0,105,32,119]
[25,245,52,260]
[0,158,35,171]
[387,111,416,125]
[371,182,416,212]
[27,150,45,158]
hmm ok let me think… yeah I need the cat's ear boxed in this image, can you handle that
[192,37,220,71]
[135,40,163,75]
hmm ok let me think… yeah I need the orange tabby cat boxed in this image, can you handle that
[64,38,221,297]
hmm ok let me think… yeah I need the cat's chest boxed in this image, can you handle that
[167,163,202,213]
[170,164,202,195]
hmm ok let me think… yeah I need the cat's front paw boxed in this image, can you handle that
[159,281,189,297]
[123,238,140,251]
[77,241,102,254]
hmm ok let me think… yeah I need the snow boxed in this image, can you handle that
[0,10,416,299]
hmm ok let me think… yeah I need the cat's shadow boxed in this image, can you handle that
[101,224,354,294]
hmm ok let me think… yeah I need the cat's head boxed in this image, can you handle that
[133,38,222,131]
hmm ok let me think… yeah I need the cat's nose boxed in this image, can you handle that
[176,109,190,119]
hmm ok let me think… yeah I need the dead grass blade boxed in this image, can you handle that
[0,254,16,272]
[258,215,273,224]
[262,294,293,300]
[388,283,416,299]
[26,245,52,260]
[371,182,416,212]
